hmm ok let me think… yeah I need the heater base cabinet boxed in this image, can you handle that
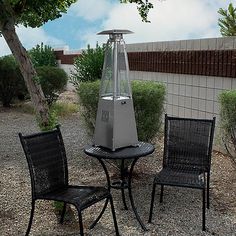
[94,97,138,151]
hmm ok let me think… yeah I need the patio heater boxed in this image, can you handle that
[94,29,138,151]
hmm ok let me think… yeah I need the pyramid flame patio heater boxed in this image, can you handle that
[94,29,138,151]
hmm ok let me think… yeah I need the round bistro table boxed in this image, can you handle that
[84,142,154,231]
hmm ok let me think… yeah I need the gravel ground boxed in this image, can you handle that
[0,105,236,236]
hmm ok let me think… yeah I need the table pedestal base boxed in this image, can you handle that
[84,142,154,231]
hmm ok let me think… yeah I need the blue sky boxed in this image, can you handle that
[0,0,233,56]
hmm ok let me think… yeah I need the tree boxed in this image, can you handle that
[0,0,76,128]
[29,43,58,67]
[218,3,236,36]
[0,0,153,128]
[120,0,154,22]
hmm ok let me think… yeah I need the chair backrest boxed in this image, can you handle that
[19,126,68,199]
[163,115,215,172]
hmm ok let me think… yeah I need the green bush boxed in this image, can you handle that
[132,80,166,141]
[38,108,58,131]
[36,66,68,106]
[78,80,100,135]
[29,43,57,67]
[0,55,27,107]
[70,44,105,87]
[219,90,236,161]
[78,80,166,142]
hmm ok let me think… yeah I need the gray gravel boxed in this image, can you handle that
[0,108,235,236]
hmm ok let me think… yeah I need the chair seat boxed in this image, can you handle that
[19,127,119,236]
[39,185,110,210]
[154,168,205,189]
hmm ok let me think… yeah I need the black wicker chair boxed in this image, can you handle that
[19,126,119,236]
[148,115,215,231]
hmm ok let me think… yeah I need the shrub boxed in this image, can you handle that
[219,90,236,162]
[78,80,166,142]
[70,44,105,87]
[78,80,100,135]
[38,108,58,131]
[0,55,27,107]
[36,66,68,106]
[29,43,57,67]
[132,80,166,141]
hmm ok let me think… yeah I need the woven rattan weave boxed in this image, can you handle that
[19,126,119,236]
[148,115,215,231]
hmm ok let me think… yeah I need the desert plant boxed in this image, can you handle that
[36,66,68,106]
[70,44,105,87]
[29,43,58,67]
[78,80,166,142]
[0,55,27,107]
[219,90,236,163]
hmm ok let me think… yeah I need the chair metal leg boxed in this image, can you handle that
[207,172,210,209]
[148,182,156,223]
[202,188,206,231]
[25,200,35,236]
[109,196,120,236]
[78,210,84,236]
[60,202,67,224]
[160,184,164,203]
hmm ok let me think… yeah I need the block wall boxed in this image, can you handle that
[126,37,236,125]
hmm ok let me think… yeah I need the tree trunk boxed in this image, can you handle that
[1,20,50,127]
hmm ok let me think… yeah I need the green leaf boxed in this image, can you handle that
[218,3,236,36]
[120,0,154,22]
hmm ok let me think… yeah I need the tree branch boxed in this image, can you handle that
[120,0,154,22]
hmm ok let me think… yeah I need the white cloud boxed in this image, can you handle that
[0,37,11,56]
[69,0,113,21]
[3,0,230,54]
[103,0,219,42]
[76,26,110,49]
[0,25,65,57]
[16,25,65,50]
[79,0,233,48]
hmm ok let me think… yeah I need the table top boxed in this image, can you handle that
[84,142,154,160]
